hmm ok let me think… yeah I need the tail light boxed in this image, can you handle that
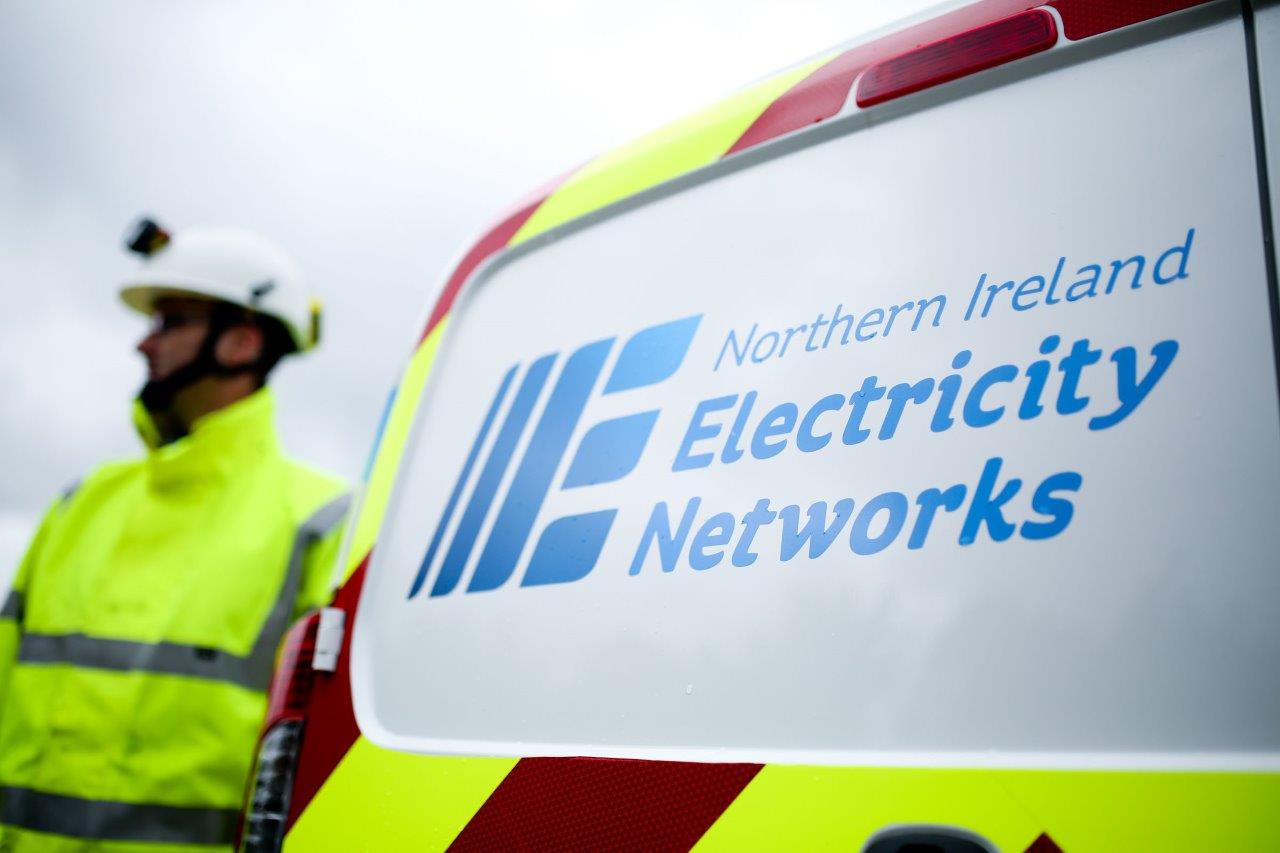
[238,607,345,852]
[856,10,1058,108]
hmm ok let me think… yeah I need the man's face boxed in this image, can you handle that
[135,296,214,381]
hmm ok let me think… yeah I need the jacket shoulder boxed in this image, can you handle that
[61,457,146,504]
[279,457,349,526]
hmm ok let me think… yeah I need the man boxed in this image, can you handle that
[0,220,349,850]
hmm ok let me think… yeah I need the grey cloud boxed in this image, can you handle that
[0,0,927,586]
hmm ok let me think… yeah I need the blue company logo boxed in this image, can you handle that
[407,315,702,598]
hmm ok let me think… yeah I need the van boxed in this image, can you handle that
[239,1,1280,849]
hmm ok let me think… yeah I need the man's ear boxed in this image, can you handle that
[214,323,265,369]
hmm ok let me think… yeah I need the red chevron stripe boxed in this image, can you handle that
[419,170,575,344]
[1051,0,1207,39]
[1025,831,1065,852]
[447,757,761,853]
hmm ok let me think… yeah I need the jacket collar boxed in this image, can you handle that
[133,388,281,489]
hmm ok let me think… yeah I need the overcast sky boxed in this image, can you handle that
[0,0,939,589]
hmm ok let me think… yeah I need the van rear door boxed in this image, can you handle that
[350,4,1280,772]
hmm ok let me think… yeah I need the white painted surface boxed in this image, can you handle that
[354,18,1280,766]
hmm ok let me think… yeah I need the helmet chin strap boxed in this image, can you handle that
[139,304,257,439]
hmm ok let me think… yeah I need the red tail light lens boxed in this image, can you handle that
[264,614,321,729]
[856,9,1058,108]
[238,612,321,853]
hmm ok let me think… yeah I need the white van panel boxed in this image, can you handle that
[353,17,1280,767]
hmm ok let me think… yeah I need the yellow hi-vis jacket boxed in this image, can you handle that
[0,388,349,851]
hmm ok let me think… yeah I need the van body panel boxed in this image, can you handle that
[284,754,1280,851]
[353,12,1280,766]
[278,2,1280,848]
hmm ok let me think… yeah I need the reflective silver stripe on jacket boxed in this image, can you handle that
[0,590,21,621]
[60,477,83,502]
[245,490,352,690]
[0,785,238,845]
[15,491,350,692]
[18,633,267,688]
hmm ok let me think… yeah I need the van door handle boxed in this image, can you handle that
[862,824,999,853]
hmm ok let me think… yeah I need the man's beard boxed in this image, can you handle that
[139,307,256,441]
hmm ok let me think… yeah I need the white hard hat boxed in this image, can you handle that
[119,220,320,352]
